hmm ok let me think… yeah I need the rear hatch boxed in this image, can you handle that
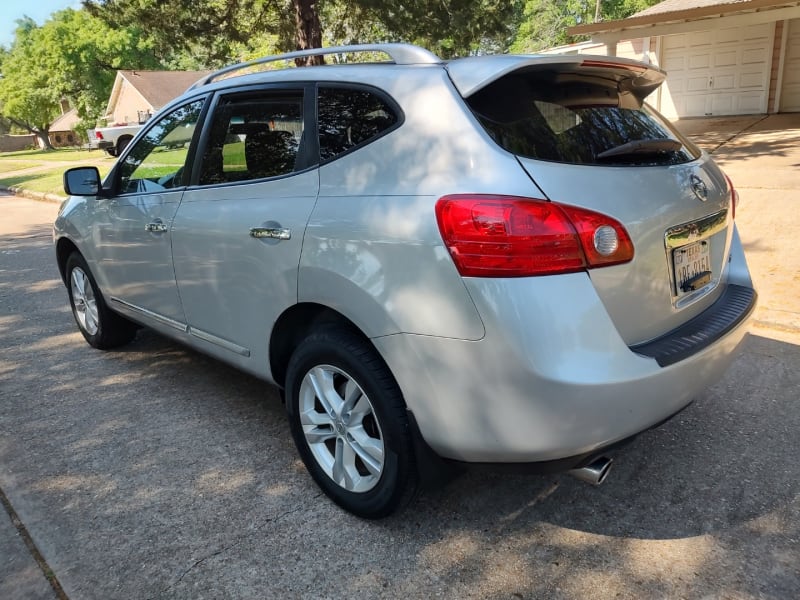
[447,55,735,345]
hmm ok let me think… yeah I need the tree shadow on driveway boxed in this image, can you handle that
[2,219,798,599]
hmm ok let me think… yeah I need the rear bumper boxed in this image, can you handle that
[374,273,755,463]
[631,284,756,366]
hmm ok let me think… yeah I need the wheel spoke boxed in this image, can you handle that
[84,302,97,331]
[303,425,335,444]
[70,267,99,335]
[300,408,333,427]
[332,438,355,490]
[342,379,363,414]
[71,271,84,301]
[349,394,372,421]
[348,426,384,476]
[307,367,342,418]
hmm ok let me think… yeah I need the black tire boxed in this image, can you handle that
[65,252,137,349]
[116,136,132,156]
[285,327,418,519]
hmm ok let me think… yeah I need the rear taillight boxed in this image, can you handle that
[724,174,738,220]
[95,131,104,140]
[435,195,634,278]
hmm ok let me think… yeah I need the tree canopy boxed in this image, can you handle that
[0,9,160,147]
[82,0,521,64]
[1,0,663,147]
[510,0,661,53]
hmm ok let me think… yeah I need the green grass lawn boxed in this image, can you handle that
[0,148,114,196]
[0,148,112,162]
[0,161,40,174]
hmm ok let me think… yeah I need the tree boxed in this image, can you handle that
[0,10,162,149]
[340,0,521,58]
[294,0,324,65]
[84,0,523,65]
[509,0,661,53]
[0,18,59,148]
[83,0,288,67]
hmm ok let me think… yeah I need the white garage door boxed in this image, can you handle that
[659,23,773,119]
[780,19,800,112]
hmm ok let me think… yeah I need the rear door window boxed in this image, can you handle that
[198,90,304,185]
[467,72,700,166]
[317,86,400,162]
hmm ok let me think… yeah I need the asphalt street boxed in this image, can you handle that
[1,116,799,599]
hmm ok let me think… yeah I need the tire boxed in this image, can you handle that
[65,252,137,349]
[116,136,132,156]
[285,327,418,518]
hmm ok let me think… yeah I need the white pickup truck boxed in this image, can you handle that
[87,124,143,156]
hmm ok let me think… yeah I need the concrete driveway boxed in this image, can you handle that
[1,115,799,600]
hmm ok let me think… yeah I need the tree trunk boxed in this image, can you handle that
[293,0,324,66]
[36,129,54,151]
[7,117,54,150]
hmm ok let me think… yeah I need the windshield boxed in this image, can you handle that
[467,71,700,167]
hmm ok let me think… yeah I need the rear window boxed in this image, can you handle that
[467,71,700,166]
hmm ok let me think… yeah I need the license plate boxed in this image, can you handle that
[673,240,712,296]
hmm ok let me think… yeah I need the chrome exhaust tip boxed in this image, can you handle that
[569,456,613,485]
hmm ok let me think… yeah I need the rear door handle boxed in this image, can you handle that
[249,227,291,240]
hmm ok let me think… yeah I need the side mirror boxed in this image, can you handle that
[63,167,102,196]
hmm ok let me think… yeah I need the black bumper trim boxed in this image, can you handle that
[630,283,756,367]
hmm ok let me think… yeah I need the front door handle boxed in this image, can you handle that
[145,221,168,233]
[249,227,291,240]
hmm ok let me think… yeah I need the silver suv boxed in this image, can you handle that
[55,44,756,518]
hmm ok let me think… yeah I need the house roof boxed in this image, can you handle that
[568,0,800,37]
[635,0,762,17]
[104,70,212,120]
[50,108,80,132]
[117,70,212,109]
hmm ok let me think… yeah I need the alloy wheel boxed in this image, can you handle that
[298,365,385,493]
[70,267,99,335]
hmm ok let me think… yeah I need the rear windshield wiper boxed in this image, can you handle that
[596,138,683,160]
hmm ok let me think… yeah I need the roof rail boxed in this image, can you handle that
[189,43,442,90]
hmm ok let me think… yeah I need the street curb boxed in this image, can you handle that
[0,185,64,204]
[0,486,68,600]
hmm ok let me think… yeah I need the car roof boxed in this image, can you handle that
[171,43,666,110]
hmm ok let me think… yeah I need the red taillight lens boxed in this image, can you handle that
[95,131,104,140]
[723,174,737,220]
[435,195,634,278]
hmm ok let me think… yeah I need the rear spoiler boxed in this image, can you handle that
[446,54,666,101]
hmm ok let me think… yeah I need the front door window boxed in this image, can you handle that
[118,100,205,193]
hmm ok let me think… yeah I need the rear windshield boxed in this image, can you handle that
[467,71,700,166]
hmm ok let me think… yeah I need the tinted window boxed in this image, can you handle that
[468,73,699,166]
[318,87,399,161]
[199,91,304,185]
[118,99,204,193]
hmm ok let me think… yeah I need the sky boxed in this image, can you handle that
[1,0,80,48]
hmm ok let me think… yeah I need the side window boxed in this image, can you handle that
[317,87,399,161]
[199,91,304,185]
[118,99,204,194]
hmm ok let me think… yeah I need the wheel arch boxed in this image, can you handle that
[269,302,372,389]
[55,237,81,284]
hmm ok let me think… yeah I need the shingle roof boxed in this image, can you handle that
[118,70,212,109]
[50,108,80,132]
[634,0,757,17]
[569,0,797,36]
